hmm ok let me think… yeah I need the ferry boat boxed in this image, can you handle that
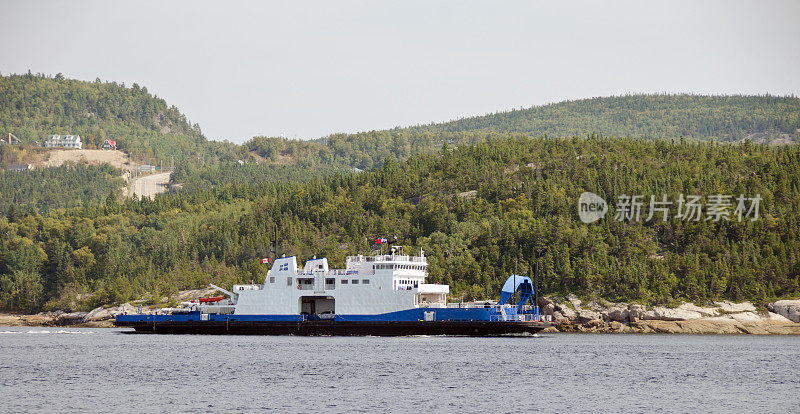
[114,251,549,336]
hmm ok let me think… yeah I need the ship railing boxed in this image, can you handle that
[511,313,540,322]
[380,255,427,263]
[489,313,540,322]
[418,302,447,308]
[324,269,364,276]
[347,255,427,263]
[297,269,374,276]
[447,302,506,309]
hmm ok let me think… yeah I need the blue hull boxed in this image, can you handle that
[114,308,547,336]
[116,307,537,323]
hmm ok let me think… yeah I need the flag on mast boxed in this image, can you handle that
[261,258,270,264]
[375,237,388,244]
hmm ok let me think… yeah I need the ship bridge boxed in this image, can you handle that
[347,253,428,289]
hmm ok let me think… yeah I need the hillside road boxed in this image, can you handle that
[132,172,171,199]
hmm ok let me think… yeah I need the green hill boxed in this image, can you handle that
[192,94,800,188]
[0,73,246,213]
[303,95,800,171]
[406,94,800,142]
[0,72,218,160]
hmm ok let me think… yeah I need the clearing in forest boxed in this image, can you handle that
[41,149,131,169]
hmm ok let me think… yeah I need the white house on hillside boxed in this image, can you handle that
[45,135,82,149]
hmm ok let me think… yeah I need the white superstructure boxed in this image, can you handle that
[213,251,448,316]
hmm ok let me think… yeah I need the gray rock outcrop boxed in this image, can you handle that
[81,303,135,323]
[602,306,629,323]
[57,312,88,325]
[575,309,602,324]
[768,300,800,323]
[628,304,646,321]
[557,306,577,322]
[536,297,555,317]
[641,306,704,321]
[714,301,756,313]
[536,295,799,334]
[677,303,720,317]
[566,293,582,309]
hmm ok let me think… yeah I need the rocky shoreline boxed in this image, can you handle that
[537,295,800,335]
[2,290,799,334]
[0,288,217,329]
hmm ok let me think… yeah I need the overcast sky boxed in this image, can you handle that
[2,1,799,143]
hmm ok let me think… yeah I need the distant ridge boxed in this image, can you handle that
[313,94,800,170]
[400,94,800,143]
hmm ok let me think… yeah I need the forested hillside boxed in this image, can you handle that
[407,94,800,142]
[1,136,798,312]
[181,132,508,191]
[0,164,123,214]
[280,95,800,171]
[0,72,233,160]
[0,73,247,213]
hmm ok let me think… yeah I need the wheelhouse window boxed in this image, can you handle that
[362,279,370,285]
[297,278,314,289]
[352,279,359,285]
[341,279,349,284]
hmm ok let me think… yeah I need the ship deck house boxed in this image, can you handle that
[232,252,448,315]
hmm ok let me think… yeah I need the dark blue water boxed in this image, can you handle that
[0,327,798,413]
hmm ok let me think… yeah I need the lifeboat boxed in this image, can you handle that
[198,296,224,303]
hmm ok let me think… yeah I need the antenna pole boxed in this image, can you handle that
[274,222,279,261]
[514,260,517,306]
[535,249,539,319]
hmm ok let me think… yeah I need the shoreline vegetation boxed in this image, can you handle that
[1,289,798,335]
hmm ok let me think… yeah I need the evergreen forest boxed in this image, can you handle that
[1,136,798,312]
